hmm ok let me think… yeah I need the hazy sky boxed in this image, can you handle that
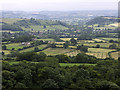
[0,0,119,11]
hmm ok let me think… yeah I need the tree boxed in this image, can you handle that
[55,54,70,63]
[2,45,7,50]
[34,47,39,52]
[109,44,117,49]
[33,52,46,62]
[77,45,88,52]
[12,48,15,50]
[43,25,46,29]
[45,57,59,67]
[70,38,77,46]
[118,57,120,61]
[42,79,59,88]
[2,51,5,55]
[63,41,69,49]
[96,44,100,48]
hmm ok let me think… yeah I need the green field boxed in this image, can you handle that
[94,26,116,30]
[1,50,10,55]
[65,50,80,57]
[86,48,116,59]
[37,38,55,41]
[111,51,119,60]
[84,43,118,48]
[56,45,63,47]
[60,38,77,41]
[59,63,96,67]
[55,42,65,44]
[42,48,74,55]
[1,18,23,24]
[88,48,115,53]
[100,38,118,41]
[92,38,106,42]
[6,43,25,50]
[22,25,68,31]
[108,23,118,27]
[20,45,47,53]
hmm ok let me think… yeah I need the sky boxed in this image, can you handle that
[0,0,119,11]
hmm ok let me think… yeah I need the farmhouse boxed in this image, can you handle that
[21,42,31,46]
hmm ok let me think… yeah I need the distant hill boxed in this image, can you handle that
[86,16,118,25]
[1,18,70,31]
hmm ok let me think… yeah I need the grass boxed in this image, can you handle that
[8,61,96,67]
[9,61,20,65]
[65,50,80,57]
[1,18,23,24]
[20,45,47,53]
[59,63,96,67]
[42,48,74,55]
[94,26,116,30]
[37,38,55,41]
[100,38,118,41]
[56,45,63,47]
[6,43,25,50]
[60,38,77,41]
[108,23,118,27]
[92,38,106,42]
[69,46,77,49]
[84,43,118,48]
[22,25,68,31]
[110,51,119,60]
[1,50,10,55]
[86,48,116,59]
[0,30,15,33]
[55,42,65,44]
[88,48,115,53]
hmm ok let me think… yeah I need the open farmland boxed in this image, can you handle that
[20,45,47,53]
[65,50,80,57]
[37,38,55,41]
[92,38,106,42]
[111,51,120,60]
[100,38,118,41]
[1,50,10,55]
[55,42,65,44]
[86,48,116,59]
[6,43,25,50]
[84,43,118,48]
[1,18,23,24]
[42,48,74,55]
[22,25,68,31]
[109,23,118,27]
[60,38,77,41]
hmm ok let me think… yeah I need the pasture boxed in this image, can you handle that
[6,43,25,50]
[1,50,10,55]
[20,45,47,53]
[65,50,80,57]
[55,42,65,44]
[42,48,74,55]
[1,18,23,24]
[86,48,116,59]
[111,51,119,60]
[60,38,77,41]
[100,38,118,41]
[92,38,106,42]
[84,43,118,48]
[37,38,55,41]
[22,25,68,31]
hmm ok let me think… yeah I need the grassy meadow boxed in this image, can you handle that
[42,48,74,55]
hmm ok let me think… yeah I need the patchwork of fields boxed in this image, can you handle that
[2,37,119,60]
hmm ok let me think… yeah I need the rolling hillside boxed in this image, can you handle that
[0,18,69,31]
